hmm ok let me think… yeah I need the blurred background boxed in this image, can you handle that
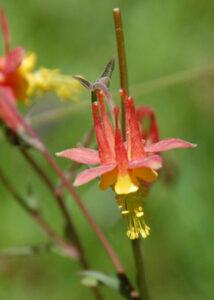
[0,0,214,299]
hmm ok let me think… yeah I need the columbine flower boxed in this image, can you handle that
[0,8,82,131]
[57,85,196,239]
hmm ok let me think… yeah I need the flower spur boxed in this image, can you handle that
[57,61,196,239]
[57,88,195,195]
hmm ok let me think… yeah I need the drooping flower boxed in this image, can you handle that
[57,86,196,239]
[0,8,82,131]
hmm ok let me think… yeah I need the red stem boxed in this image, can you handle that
[0,87,123,273]
[113,8,129,139]
[0,168,79,259]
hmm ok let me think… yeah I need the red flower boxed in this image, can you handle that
[0,9,29,101]
[57,89,196,195]
[0,8,83,132]
[0,8,27,131]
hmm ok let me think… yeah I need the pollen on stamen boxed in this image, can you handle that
[116,189,151,240]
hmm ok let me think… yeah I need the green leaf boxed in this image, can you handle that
[79,270,136,300]
[81,276,98,287]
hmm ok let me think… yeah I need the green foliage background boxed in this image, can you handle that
[0,0,214,299]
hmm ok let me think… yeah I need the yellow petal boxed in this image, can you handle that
[99,169,117,190]
[133,167,158,183]
[114,173,139,195]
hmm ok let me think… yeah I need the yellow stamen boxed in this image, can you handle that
[16,52,83,102]
[116,188,150,240]
[27,68,83,101]
[19,52,37,72]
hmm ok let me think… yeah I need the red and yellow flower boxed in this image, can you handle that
[0,8,82,131]
[57,88,196,239]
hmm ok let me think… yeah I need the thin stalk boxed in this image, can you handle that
[0,88,138,292]
[40,149,125,273]
[0,87,123,273]
[0,82,138,299]
[19,147,104,300]
[113,7,149,300]
[0,168,79,260]
[113,8,129,94]
[113,8,128,138]
[132,240,149,300]
[20,147,88,267]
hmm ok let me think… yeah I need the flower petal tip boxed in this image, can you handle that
[145,138,197,153]
[56,148,100,164]
[73,180,79,187]
[55,151,62,157]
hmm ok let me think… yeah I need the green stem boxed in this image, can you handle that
[113,7,149,300]
[132,240,149,300]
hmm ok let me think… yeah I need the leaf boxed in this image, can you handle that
[100,56,115,79]
[81,276,98,287]
[80,270,119,289]
[79,270,136,299]
[72,76,93,90]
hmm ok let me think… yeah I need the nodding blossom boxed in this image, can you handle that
[57,85,196,239]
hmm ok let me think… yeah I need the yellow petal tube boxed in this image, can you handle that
[114,173,139,195]
[133,167,158,183]
[99,169,117,190]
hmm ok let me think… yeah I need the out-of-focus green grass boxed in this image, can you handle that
[0,0,214,299]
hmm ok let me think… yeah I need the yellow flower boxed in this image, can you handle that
[0,9,83,104]
[19,52,83,102]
